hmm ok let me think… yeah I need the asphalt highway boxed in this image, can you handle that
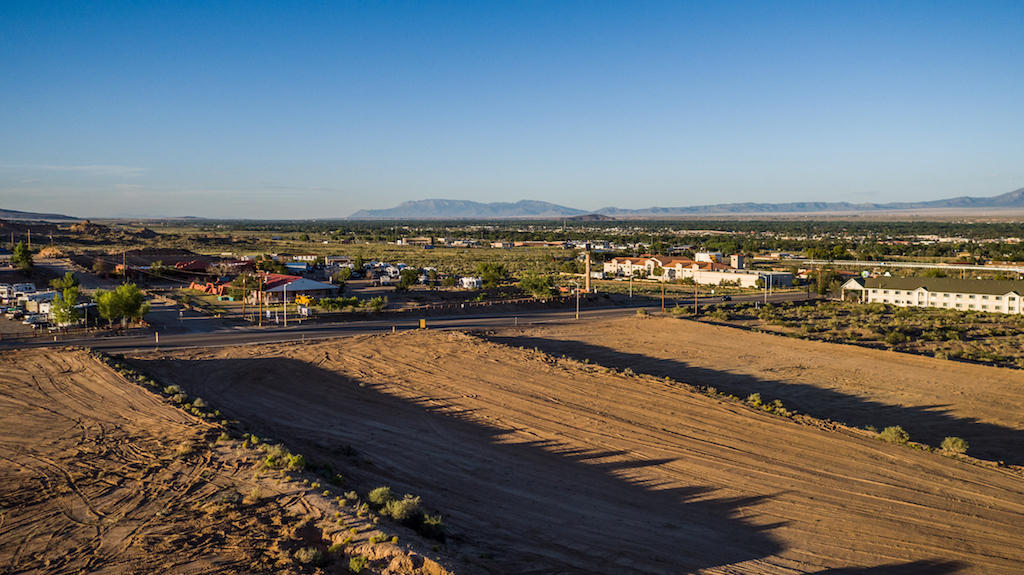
[5,291,815,353]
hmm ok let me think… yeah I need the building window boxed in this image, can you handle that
[995,296,1002,300]
[982,295,989,300]
[969,295,976,299]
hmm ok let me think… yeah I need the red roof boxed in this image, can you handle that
[260,272,302,290]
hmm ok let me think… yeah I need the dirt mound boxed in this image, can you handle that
[67,219,111,234]
[0,348,451,574]
[126,330,1024,574]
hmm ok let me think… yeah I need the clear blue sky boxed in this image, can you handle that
[1,1,1022,218]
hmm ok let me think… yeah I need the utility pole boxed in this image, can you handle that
[27,229,31,250]
[258,275,264,327]
[283,283,288,327]
[242,275,247,320]
[584,251,591,294]
[661,280,666,312]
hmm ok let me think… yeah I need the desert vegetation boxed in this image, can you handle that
[694,300,1024,369]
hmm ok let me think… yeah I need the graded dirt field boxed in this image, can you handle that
[491,316,1024,466]
[125,329,1024,574]
[0,348,448,575]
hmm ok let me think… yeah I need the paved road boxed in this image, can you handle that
[4,290,815,353]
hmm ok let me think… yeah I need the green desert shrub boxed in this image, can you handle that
[746,393,763,408]
[286,453,306,471]
[878,426,910,445]
[384,494,423,525]
[418,514,445,541]
[940,436,969,454]
[367,486,393,508]
[349,555,368,573]
[293,546,325,566]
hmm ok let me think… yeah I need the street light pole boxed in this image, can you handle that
[283,283,288,327]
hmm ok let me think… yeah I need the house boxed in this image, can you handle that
[459,277,483,289]
[841,277,1024,315]
[324,256,351,266]
[253,273,339,303]
[491,241,513,249]
[284,261,310,273]
[293,254,320,262]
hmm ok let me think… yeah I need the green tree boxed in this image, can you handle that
[518,273,555,300]
[476,263,507,287]
[50,286,83,326]
[352,254,366,271]
[49,271,80,291]
[12,241,32,272]
[332,267,353,284]
[395,267,420,291]
[94,283,151,327]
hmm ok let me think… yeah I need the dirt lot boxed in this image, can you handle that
[125,329,1024,574]
[0,348,449,574]
[495,316,1024,466]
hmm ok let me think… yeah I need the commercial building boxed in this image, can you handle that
[841,277,1024,314]
[603,255,792,288]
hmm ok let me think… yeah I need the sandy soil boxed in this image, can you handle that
[491,316,1024,465]
[126,329,1024,574]
[0,348,449,574]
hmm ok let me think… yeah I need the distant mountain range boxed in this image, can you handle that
[349,188,1024,219]
[349,199,589,219]
[0,208,77,221]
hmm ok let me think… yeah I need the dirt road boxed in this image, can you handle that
[127,330,1024,574]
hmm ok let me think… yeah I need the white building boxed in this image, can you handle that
[459,277,483,289]
[841,277,1024,314]
[603,255,791,288]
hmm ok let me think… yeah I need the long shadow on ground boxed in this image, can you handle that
[484,334,1024,466]
[129,356,783,574]
[811,559,966,574]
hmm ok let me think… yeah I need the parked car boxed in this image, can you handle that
[22,314,46,325]
[721,295,732,302]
